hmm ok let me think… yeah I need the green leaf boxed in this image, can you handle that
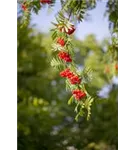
[50,57,63,70]
[75,113,79,122]
[51,43,65,51]
[68,95,74,105]
[85,97,94,120]
[51,22,58,26]
[65,80,71,91]
[74,102,80,113]
[51,31,57,40]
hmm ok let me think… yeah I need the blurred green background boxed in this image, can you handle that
[17,1,118,150]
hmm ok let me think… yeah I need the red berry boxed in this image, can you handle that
[40,0,52,4]
[72,90,86,100]
[65,68,70,72]
[66,25,75,35]
[60,68,70,78]
[57,38,65,47]
[66,72,74,79]
[64,57,72,62]
[59,25,76,35]
[58,51,72,62]
[69,75,81,84]
[60,69,81,84]
[72,89,80,94]
[115,63,118,71]
[60,71,66,77]
[21,4,27,11]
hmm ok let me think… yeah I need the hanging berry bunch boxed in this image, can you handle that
[51,2,94,121]
[18,0,95,121]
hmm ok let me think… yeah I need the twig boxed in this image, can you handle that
[68,9,72,20]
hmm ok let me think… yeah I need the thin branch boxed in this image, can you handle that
[68,9,73,20]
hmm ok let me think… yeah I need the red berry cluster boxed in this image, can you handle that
[58,51,72,62]
[57,38,65,47]
[56,23,86,100]
[21,4,27,11]
[72,90,86,100]
[40,0,52,4]
[60,68,81,85]
[70,75,81,84]
[60,68,71,77]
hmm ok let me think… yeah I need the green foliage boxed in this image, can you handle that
[61,0,97,22]
[68,95,74,105]
[82,66,93,83]
[20,10,30,28]
[18,0,55,28]
[105,0,118,64]
[106,0,118,32]
[18,0,98,27]
[51,43,65,51]
[74,97,93,122]
[17,0,118,149]
[62,0,87,22]
[85,97,94,120]
[51,57,64,70]
[18,21,118,149]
